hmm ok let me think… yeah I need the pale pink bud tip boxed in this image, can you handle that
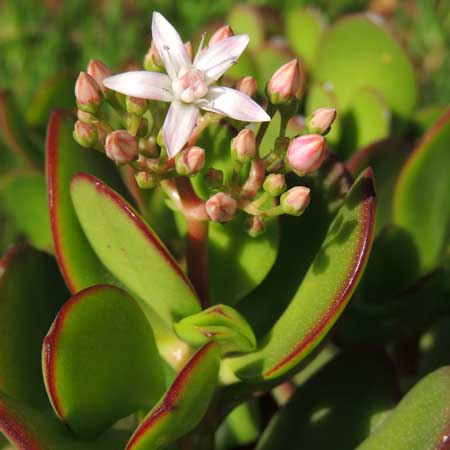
[75,72,102,113]
[185,41,194,61]
[176,146,205,176]
[105,130,138,164]
[245,216,265,238]
[143,41,164,71]
[236,76,258,97]
[263,173,287,197]
[267,59,301,105]
[206,192,237,223]
[287,134,326,175]
[231,129,257,163]
[73,120,98,148]
[86,59,112,92]
[209,25,234,47]
[281,186,311,216]
[307,108,337,135]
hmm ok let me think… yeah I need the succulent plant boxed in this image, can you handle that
[1,4,450,450]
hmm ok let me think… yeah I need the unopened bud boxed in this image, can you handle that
[306,108,337,135]
[143,41,164,72]
[206,192,237,223]
[86,59,112,93]
[126,96,148,116]
[105,130,138,164]
[287,134,326,175]
[135,171,159,189]
[280,186,311,216]
[93,121,111,146]
[77,109,96,123]
[138,136,160,158]
[176,146,205,176]
[73,120,98,148]
[185,41,194,61]
[231,129,257,163]
[235,76,257,97]
[75,72,102,114]
[204,168,224,189]
[244,216,265,238]
[209,25,234,47]
[267,59,301,105]
[263,173,286,196]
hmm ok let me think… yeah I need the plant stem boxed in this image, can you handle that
[256,104,276,148]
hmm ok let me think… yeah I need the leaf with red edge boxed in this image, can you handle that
[228,168,376,381]
[126,343,220,450]
[0,244,67,411]
[42,285,165,439]
[46,110,127,293]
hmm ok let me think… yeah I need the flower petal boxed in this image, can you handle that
[103,71,173,101]
[152,12,191,80]
[195,35,249,83]
[163,101,199,158]
[200,87,270,122]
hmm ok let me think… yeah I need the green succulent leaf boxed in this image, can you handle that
[229,168,376,381]
[42,284,165,439]
[313,14,417,126]
[174,304,257,355]
[46,110,128,292]
[0,171,53,253]
[70,173,200,324]
[0,392,130,450]
[257,352,398,450]
[284,7,327,70]
[357,366,450,450]
[126,343,220,450]
[0,244,67,411]
[393,108,450,275]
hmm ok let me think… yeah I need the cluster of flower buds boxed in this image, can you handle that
[73,15,338,237]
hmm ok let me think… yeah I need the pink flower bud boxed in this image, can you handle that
[86,59,112,93]
[105,130,138,164]
[306,108,337,135]
[126,96,148,116]
[267,59,301,105]
[135,171,159,189]
[143,41,164,72]
[75,72,102,114]
[209,25,234,47]
[245,216,265,238]
[231,129,257,163]
[206,192,237,223]
[73,120,98,148]
[263,173,287,196]
[235,76,258,97]
[176,146,205,176]
[287,134,326,175]
[280,186,311,216]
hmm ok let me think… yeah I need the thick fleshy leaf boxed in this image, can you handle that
[0,245,67,412]
[313,14,417,124]
[42,285,165,438]
[258,352,398,450]
[70,173,200,323]
[393,108,450,274]
[126,343,220,450]
[0,91,43,168]
[47,110,129,292]
[229,168,376,381]
[0,171,53,253]
[347,138,411,234]
[239,154,353,337]
[0,393,130,450]
[357,366,450,450]
[284,7,327,69]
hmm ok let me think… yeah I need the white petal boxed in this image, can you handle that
[195,35,249,83]
[163,101,199,158]
[103,71,173,101]
[200,87,270,122]
[152,12,191,80]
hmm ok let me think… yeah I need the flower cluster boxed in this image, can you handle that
[73,12,336,236]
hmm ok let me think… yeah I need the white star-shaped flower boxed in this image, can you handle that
[103,12,270,157]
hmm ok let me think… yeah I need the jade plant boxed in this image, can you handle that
[1,7,450,450]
